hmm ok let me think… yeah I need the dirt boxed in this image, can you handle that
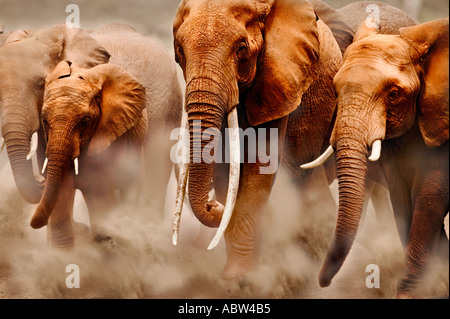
[0,161,448,299]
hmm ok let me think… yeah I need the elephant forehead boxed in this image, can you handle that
[186,0,255,17]
[47,75,94,95]
[334,62,417,99]
[338,41,417,89]
[178,0,254,43]
[44,79,96,109]
[346,34,412,67]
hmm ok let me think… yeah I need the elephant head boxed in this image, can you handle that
[306,18,449,287]
[30,60,146,229]
[172,0,323,241]
[0,25,110,204]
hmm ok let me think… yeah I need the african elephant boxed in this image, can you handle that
[29,23,182,248]
[0,29,37,173]
[0,25,110,204]
[308,0,419,232]
[171,0,343,280]
[308,18,449,298]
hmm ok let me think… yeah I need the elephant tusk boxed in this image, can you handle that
[368,140,382,162]
[26,132,38,161]
[172,122,190,246]
[208,107,240,250]
[0,137,5,153]
[74,158,79,175]
[301,145,334,169]
[41,157,48,174]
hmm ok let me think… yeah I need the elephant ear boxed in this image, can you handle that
[46,60,72,84]
[245,0,320,127]
[32,25,110,69]
[353,20,380,42]
[309,0,354,54]
[63,27,111,68]
[400,18,449,147]
[83,64,146,156]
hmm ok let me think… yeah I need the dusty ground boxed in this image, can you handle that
[0,0,448,300]
[0,159,448,299]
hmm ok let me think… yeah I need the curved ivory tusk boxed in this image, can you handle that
[368,140,382,162]
[26,132,38,161]
[41,157,48,174]
[74,158,79,175]
[172,122,190,246]
[301,146,334,169]
[208,107,240,250]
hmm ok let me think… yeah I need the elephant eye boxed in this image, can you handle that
[176,45,185,59]
[387,88,400,102]
[42,118,50,142]
[236,42,248,57]
[175,45,185,65]
[42,118,51,131]
[79,116,91,127]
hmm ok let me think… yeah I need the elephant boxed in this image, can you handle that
[171,0,345,281]
[28,23,183,248]
[306,18,449,298]
[0,25,111,205]
[0,29,37,172]
[308,1,419,231]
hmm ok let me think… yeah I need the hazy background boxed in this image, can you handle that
[0,0,448,299]
[1,0,449,52]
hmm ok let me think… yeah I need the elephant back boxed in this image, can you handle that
[338,1,417,35]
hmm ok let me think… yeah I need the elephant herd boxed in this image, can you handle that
[0,0,448,299]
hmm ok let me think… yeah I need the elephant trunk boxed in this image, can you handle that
[186,78,227,227]
[30,129,73,229]
[319,105,370,287]
[1,96,43,203]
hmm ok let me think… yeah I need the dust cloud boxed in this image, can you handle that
[0,153,448,298]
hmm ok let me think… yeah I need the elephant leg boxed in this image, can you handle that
[222,117,287,280]
[380,157,414,248]
[223,162,275,280]
[47,174,76,249]
[397,143,449,297]
[292,165,338,259]
[437,218,449,262]
[142,132,174,220]
[82,184,118,241]
[370,182,394,228]
[360,178,376,229]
